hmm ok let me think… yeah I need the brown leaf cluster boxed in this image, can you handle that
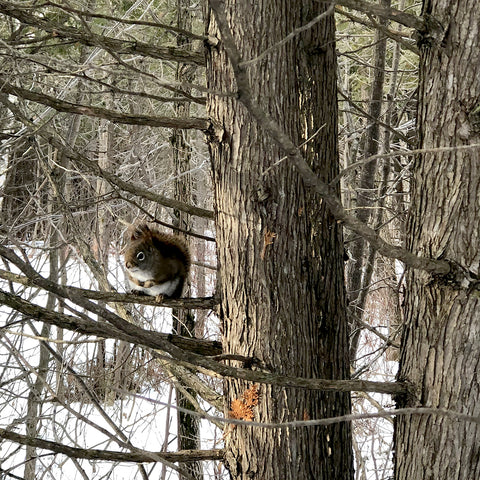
[228,384,259,421]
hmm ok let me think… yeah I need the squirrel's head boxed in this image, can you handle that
[124,223,190,278]
[124,224,159,272]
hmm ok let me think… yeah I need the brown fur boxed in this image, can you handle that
[124,224,190,298]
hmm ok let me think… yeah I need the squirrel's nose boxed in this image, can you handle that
[126,261,132,269]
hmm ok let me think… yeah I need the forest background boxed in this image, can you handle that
[0,1,479,480]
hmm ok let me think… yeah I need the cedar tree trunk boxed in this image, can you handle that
[206,1,353,479]
[395,1,480,479]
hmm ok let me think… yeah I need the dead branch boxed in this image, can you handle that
[0,428,224,463]
[0,80,207,130]
[0,0,205,66]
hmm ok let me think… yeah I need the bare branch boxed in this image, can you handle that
[0,291,221,359]
[0,93,214,219]
[0,428,224,463]
[0,0,205,66]
[335,0,425,31]
[336,6,418,54]
[0,287,407,395]
[338,88,413,146]
[41,0,208,42]
[0,269,218,310]
[116,392,480,429]
[0,268,218,309]
[203,406,480,430]
[331,144,480,186]
[0,80,208,130]
[0,243,404,397]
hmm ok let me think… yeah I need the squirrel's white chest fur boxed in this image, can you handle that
[127,270,181,297]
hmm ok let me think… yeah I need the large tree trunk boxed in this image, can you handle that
[206,2,353,479]
[395,1,480,479]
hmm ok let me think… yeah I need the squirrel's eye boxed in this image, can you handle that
[136,251,145,261]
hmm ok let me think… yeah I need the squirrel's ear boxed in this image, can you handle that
[130,223,150,241]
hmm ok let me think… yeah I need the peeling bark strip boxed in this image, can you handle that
[395,0,480,479]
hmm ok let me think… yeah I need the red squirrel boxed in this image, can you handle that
[124,224,190,298]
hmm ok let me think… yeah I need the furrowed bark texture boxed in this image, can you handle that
[206,2,353,479]
[395,1,480,479]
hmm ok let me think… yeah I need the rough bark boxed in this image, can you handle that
[395,1,480,479]
[206,1,353,479]
[0,138,39,238]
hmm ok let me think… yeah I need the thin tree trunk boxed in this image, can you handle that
[346,0,391,362]
[382,2,405,361]
[206,2,353,478]
[171,2,202,478]
[395,1,480,479]
[93,108,114,401]
[24,147,60,480]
